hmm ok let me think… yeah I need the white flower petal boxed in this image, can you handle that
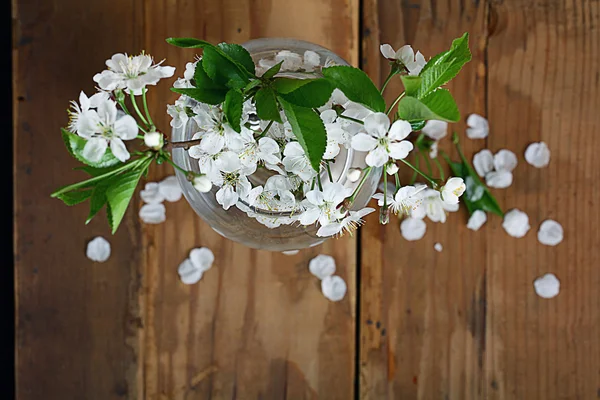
[502,209,530,238]
[178,259,203,285]
[434,243,443,252]
[364,112,390,137]
[441,177,466,205]
[200,132,225,155]
[158,176,183,202]
[473,149,494,178]
[466,113,489,139]
[493,149,518,172]
[178,258,196,276]
[421,120,448,140]
[317,223,343,237]
[380,44,396,60]
[467,210,487,231]
[139,203,166,224]
[485,170,513,189]
[86,236,111,262]
[537,219,564,246]
[216,185,238,210]
[351,133,378,152]
[309,254,336,279]
[140,182,165,204]
[82,137,108,162]
[388,120,412,141]
[397,45,415,65]
[303,50,320,71]
[533,273,560,299]
[388,140,414,160]
[525,142,551,168]
[400,217,427,241]
[321,275,347,302]
[192,175,212,193]
[190,247,215,272]
[114,115,139,140]
[110,138,130,162]
[365,147,389,167]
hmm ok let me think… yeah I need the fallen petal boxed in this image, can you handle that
[533,273,560,299]
[309,254,336,280]
[190,247,215,272]
[139,203,166,224]
[467,210,487,231]
[466,113,489,139]
[86,236,111,262]
[400,218,427,241]
[434,243,443,252]
[473,149,494,178]
[537,219,564,246]
[486,170,513,189]
[158,176,183,202]
[494,149,518,172]
[140,182,165,204]
[321,275,347,302]
[524,142,551,168]
[502,209,530,238]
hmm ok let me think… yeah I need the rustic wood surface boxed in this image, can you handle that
[13,0,599,399]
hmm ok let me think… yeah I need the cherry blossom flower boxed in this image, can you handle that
[400,217,427,241]
[299,182,351,226]
[466,113,489,139]
[351,112,413,167]
[282,142,317,181]
[158,176,183,202]
[502,209,530,238]
[139,203,166,224]
[309,254,336,279]
[533,273,560,299]
[68,91,110,133]
[173,61,197,89]
[167,98,190,128]
[372,185,424,216]
[198,115,243,155]
[379,44,426,75]
[77,98,138,162]
[86,236,111,262]
[238,128,281,173]
[467,210,487,231]
[537,219,563,246]
[525,142,551,168]
[140,182,165,204]
[316,207,375,237]
[213,152,252,210]
[440,177,466,205]
[93,53,175,95]
[413,188,458,223]
[321,275,347,302]
[422,120,448,141]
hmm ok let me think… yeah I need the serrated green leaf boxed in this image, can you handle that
[85,178,113,224]
[279,98,326,171]
[322,66,385,112]
[415,33,471,99]
[223,89,243,133]
[255,88,282,123]
[400,75,422,97]
[56,189,93,206]
[272,78,315,94]
[61,129,121,168]
[217,43,255,76]
[171,87,227,105]
[166,37,212,48]
[202,46,249,90]
[277,79,334,108]
[105,159,152,234]
[410,120,427,131]
[261,61,283,79]
[244,79,262,91]
[397,89,460,122]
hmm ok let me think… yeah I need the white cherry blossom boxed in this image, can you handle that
[466,113,489,139]
[86,236,111,262]
[282,141,317,181]
[167,98,189,128]
[533,273,560,299]
[238,128,281,173]
[537,219,564,246]
[173,61,197,89]
[158,176,183,202]
[372,185,424,216]
[321,275,347,302]
[467,210,487,231]
[298,182,351,226]
[316,207,375,237]
[68,91,110,133]
[93,53,175,95]
[139,203,166,224]
[309,254,336,279]
[525,142,551,168]
[413,188,458,223]
[213,152,252,210]
[379,44,426,75]
[351,112,413,167]
[422,120,448,140]
[400,217,427,241]
[440,177,466,205]
[502,209,530,238]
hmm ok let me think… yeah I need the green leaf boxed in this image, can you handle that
[244,79,262,91]
[255,88,282,123]
[279,98,326,171]
[217,43,255,76]
[105,160,151,234]
[272,77,315,94]
[61,129,121,168]
[276,79,334,108]
[322,66,386,112]
[223,89,243,133]
[86,179,112,224]
[397,89,460,122]
[171,87,227,105]
[400,75,422,97]
[410,120,427,131]
[202,46,249,89]
[166,37,212,48]
[56,189,93,206]
[261,61,283,79]
[415,33,471,99]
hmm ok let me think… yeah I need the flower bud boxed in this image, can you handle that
[379,206,390,225]
[192,175,212,193]
[144,131,164,150]
[386,163,399,175]
[114,89,125,103]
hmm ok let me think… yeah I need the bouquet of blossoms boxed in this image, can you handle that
[52,33,504,239]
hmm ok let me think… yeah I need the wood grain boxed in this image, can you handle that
[140,1,359,399]
[360,0,600,399]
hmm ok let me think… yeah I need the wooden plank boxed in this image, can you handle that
[13,0,144,399]
[140,1,359,398]
[360,0,600,399]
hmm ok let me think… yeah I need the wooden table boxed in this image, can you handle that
[13,0,600,398]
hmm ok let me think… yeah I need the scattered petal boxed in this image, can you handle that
[434,243,443,252]
[533,273,560,299]
[467,210,487,231]
[466,113,489,139]
[400,218,427,241]
[537,219,564,246]
[502,209,530,238]
[190,247,215,272]
[158,176,183,202]
[321,275,347,302]
[473,149,494,178]
[139,203,166,224]
[525,142,551,168]
[86,236,111,262]
[282,250,299,256]
[140,182,165,204]
[493,149,518,172]
[309,254,336,280]
[178,258,203,285]
[421,120,448,140]
[486,170,513,189]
